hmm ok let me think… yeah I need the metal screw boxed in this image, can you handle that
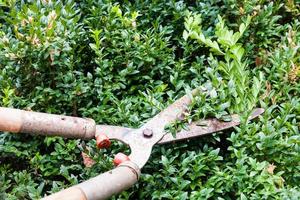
[143,129,153,138]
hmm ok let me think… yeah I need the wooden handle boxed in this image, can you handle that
[42,161,140,200]
[0,107,96,139]
[0,107,23,132]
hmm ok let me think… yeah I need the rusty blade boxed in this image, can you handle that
[158,108,264,144]
[138,90,197,144]
[95,90,199,145]
[125,89,199,168]
[95,108,264,146]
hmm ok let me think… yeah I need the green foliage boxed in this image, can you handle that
[0,0,299,199]
[184,13,261,113]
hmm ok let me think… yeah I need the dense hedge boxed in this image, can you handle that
[0,0,299,199]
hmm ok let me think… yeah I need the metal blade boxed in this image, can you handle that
[158,108,264,144]
[141,89,199,138]
[125,89,199,167]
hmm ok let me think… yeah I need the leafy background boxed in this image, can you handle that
[0,0,299,199]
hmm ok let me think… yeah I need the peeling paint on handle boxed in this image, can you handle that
[0,107,96,139]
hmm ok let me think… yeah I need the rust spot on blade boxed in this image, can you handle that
[158,108,264,144]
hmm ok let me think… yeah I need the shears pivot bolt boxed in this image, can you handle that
[143,128,153,138]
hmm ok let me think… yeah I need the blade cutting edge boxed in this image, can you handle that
[158,108,264,144]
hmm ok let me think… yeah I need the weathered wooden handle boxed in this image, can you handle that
[0,107,96,139]
[42,161,140,200]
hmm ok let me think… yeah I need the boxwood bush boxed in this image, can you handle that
[0,0,299,199]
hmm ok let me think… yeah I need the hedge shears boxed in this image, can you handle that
[0,89,264,200]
